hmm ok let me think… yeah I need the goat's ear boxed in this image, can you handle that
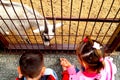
[33,26,45,33]
[55,22,63,29]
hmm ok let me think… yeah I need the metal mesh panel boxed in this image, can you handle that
[0,0,119,51]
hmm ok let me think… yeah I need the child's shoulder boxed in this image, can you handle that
[44,68,56,76]
[104,56,116,69]
[104,57,116,69]
[44,68,58,80]
[41,75,55,80]
[104,56,113,61]
[104,57,117,75]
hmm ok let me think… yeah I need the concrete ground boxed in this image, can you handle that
[0,51,120,80]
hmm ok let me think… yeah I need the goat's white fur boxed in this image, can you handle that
[0,0,62,45]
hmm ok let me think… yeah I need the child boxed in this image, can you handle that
[60,36,117,80]
[16,52,58,80]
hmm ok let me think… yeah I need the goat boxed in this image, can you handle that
[0,0,62,46]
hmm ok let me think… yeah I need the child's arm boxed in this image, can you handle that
[60,58,80,80]
[60,58,77,74]
[60,58,72,68]
[62,70,69,80]
[44,68,58,80]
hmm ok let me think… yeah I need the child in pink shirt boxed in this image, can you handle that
[60,36,117,80]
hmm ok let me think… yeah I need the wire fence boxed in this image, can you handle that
[0,0,120,52]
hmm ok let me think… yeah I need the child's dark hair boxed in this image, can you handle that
[76,36,105,73]
[19,52,44,78]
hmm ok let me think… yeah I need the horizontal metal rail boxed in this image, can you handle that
[1,17,119,23]
[8,44,76,51]
[5,34,114,37]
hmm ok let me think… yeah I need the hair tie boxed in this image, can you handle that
[83,37,88,42]
[99,58,103,62]
[93,42,102,49]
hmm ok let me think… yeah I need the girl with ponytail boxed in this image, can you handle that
[60,36,117,80]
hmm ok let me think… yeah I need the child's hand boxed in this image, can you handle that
[17,66,23,78]
[60,58,72,69]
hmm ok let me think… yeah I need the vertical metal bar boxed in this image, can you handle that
[0,18,16,49]
[112,30,120,50]
[96,0,115,40]
[90,0,105,36]
[39,0,48,49]
[60,0,65,53]
[74,0,83,49]
[29,0,41,49]
[19,0,35,49]
[50,0,57,49]
[0,0,22,49]
[68,0,73,50]
[9,0,28,49]
[0,17,13,44]
[61,0,63,50]
[82,0,94,39]
[101,8,120,43]
[106,23,120,53]
[107,23,120,45]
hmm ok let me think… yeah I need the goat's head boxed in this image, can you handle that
[41,31,54,46]
[33,22,63,46]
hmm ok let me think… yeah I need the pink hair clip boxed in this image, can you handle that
[83,37,88,42]
[99,58,103,62]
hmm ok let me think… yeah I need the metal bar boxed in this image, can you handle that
[0,1,22,49]
[68,0,73,50]
[101,8,120,43]
[19,0,34,49]
[109,30,120,52]
[0,19,16,49]
[0,25,13,47]
[50,0,57,50]
[90,0,104,36]
[2,17,119,23]
[74,0,83,49]
[61,0,63,49]
[96,0,115,40]
[39,0,48,49]
[29,0,40,49]
[46,17,120,23]
[8,44,76,51]
[107,23,120,44]
[106,23,120,53]
[5,34,113,37]
[9,0,28,49]
[82,0,94,39]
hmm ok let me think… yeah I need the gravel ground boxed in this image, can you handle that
[0,51,120,80]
